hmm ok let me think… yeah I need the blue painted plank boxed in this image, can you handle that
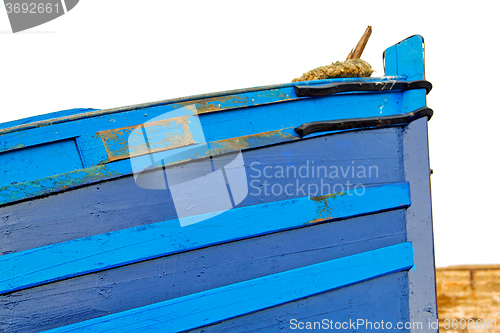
[385,35,437,331]
[404,118,437,330]
[0,139,83,188]
[43,243,414,333]
[0,79,403,155]
[198,92,401,142]
[1,209,407,332]
[0,91,412,206]
[401,52,437,333]
[383,35,425,81]
[0,75,403,137]
[0,162,133,206]
[0,76,422,207]
[0,108,97,131]
[1,126,404,254]
[386,35,437,331]
[188,272,410,333]
[0,182,410,294]
[1,90,402,157]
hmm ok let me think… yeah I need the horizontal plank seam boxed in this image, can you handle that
[42,242,414,333]
[0,182,411,295]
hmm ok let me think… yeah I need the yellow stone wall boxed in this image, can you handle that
[437,265,500,332]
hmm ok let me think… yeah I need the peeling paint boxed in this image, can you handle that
[98,126,300,165]
[0,165,119,206]
[178,89,295,115]
[0,76,405,137]
[207,128,299,156]
[98,115,196,162]
[0,129,303,206]
[0,142,26,154]
[309,191,347,224]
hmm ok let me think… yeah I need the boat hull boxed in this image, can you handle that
[0,35,437,332]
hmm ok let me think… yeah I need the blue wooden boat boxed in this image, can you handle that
[0,35,438,332]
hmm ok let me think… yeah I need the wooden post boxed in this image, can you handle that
[346,26,372,60]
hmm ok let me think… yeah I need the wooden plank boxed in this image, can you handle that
[0,108,97,131]
[0,89,406,206]
[0,85,402,158]
[0,182,410,295]
[386,35,438,332]
[1,210,407,332]
[0,163,126,206]
[404,118,437,327]
[87,90,402,166]
[0,76,403,137]
[1,127,404,253]
[0,128,299,206]
[188,272,410,333]
[0,139,83,188]
[384,35,425,81]
[43,243,414,333]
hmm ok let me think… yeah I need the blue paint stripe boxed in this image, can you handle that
[1,123,380,206]
[0,76,405,138]
[0,108,98,131]
[0,77,404,154]
[43,242,414,333]
[0,127,300,206]
[0,182,410,295]
[0,81,425,206]
[0,163,127,206]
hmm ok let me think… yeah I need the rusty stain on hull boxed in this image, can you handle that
[98,115,196,162]
[98,126,300,164]
[207,128,299,156]
[0,165,119,206]
[183,89,295,115]
[309,191,347,224]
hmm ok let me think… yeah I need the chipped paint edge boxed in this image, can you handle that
[0,128,302,206]
[0,165,120,206]
[0,76,404,136]
[0,182,411,295]
[42,243,414,333]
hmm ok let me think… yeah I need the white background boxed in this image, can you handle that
[1,1,498,267]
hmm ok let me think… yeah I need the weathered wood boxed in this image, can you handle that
[1,209,407,332]
[188,272,410,333]
[43,243,414,333]
[0,139,83,188]
[0,76,401,137]
[346,25,372,60]
[0,182,410,295]
[0,78,412,206]
[0,126,404,254]
[0,108,96,131]
[389,35,438,331]
[0,35,435,333]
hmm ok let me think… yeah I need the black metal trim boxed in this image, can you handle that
[294,80,432,98]
[294,107,433,138]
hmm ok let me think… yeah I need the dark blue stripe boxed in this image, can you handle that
[1,127,404,254]
[43,243,414,333]
[0,182,410,295]
[187,272,410,333]
[1,209,407,332]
